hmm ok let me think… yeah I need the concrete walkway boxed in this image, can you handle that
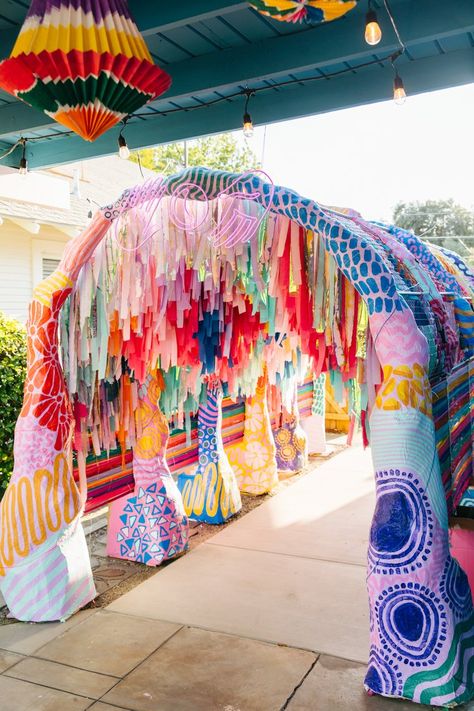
[0,445,453,710]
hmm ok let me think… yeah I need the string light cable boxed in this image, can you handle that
[383,0,406,53]
[0,138,23,162]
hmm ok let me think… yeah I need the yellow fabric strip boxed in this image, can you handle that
[13,25,151,61]
[33,271,72,307]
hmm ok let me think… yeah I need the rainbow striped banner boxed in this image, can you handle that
[78,396,245,513]
[431,356,474,514]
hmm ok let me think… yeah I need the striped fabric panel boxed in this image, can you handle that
[33,270,72,307]
[198,388,219,428]
[14,0,152,62]
[1,528,95,622]
[432,379,452,509]
[297,376,314,419]
[454,298,474,351]
[431,356,474,514]
[78,396,247,513]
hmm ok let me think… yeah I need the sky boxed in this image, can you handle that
[242,83,474,223]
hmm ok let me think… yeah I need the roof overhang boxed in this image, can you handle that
[0,0,471,169]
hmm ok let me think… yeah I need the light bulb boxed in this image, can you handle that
[365,10,382,45]
[243,112,254,138]
[118,134,130,160]
[19,157,28,176]
[393,75,406,105]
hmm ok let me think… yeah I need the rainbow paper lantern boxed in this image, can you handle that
[0,0,171,141]
[248,0,358,24]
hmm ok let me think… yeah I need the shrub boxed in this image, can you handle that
[0,312,27,494]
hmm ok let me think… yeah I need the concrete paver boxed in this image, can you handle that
[0,609,96,655]
[0,649,23,673]
[207,446,374,565]
[5,656,117,699]
[35,610,181,677]
[0,674,91,711]
[287,655,423,710]
[109,543,369,662]
[0,444,383,710]
[104,625,317,711]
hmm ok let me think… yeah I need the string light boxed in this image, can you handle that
[391,56,406,105]
[393,71,406,105]
[365,1,382,46]
[18,138,28,175]
[242,90,255,138]
[118,122,130,160]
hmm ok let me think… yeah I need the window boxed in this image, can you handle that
[42,257,61,279]
[32,239,66,288]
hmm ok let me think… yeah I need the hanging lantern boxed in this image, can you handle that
[0,1,171,142]
[248,0,358,24]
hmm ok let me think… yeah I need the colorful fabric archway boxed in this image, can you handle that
[1,167,473,708]
[0,0,171,141]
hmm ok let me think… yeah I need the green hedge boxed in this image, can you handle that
[0,312,27,494]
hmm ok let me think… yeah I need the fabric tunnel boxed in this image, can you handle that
[0,167,473,707]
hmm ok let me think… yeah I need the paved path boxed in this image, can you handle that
[0,445,453,710]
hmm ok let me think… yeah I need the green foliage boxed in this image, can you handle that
[0,312,26,494]
[131,133,260,176]
[393,199,474,237]
[393,199,474,265]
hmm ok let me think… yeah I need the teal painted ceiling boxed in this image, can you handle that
[0,0,472,168]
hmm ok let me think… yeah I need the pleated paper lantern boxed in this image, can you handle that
[0,1,171,141]
[248,0,358,24]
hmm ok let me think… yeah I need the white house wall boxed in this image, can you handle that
[0,224,69,323]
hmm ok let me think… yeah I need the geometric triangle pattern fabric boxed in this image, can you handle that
[107,374,188,565]
[0,1,171,141]
[107,482,188,566]
[178,383,242,524]
[226,374,279,495]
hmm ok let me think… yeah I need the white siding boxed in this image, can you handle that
[0,224,68,323]
[0,227,32,323]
